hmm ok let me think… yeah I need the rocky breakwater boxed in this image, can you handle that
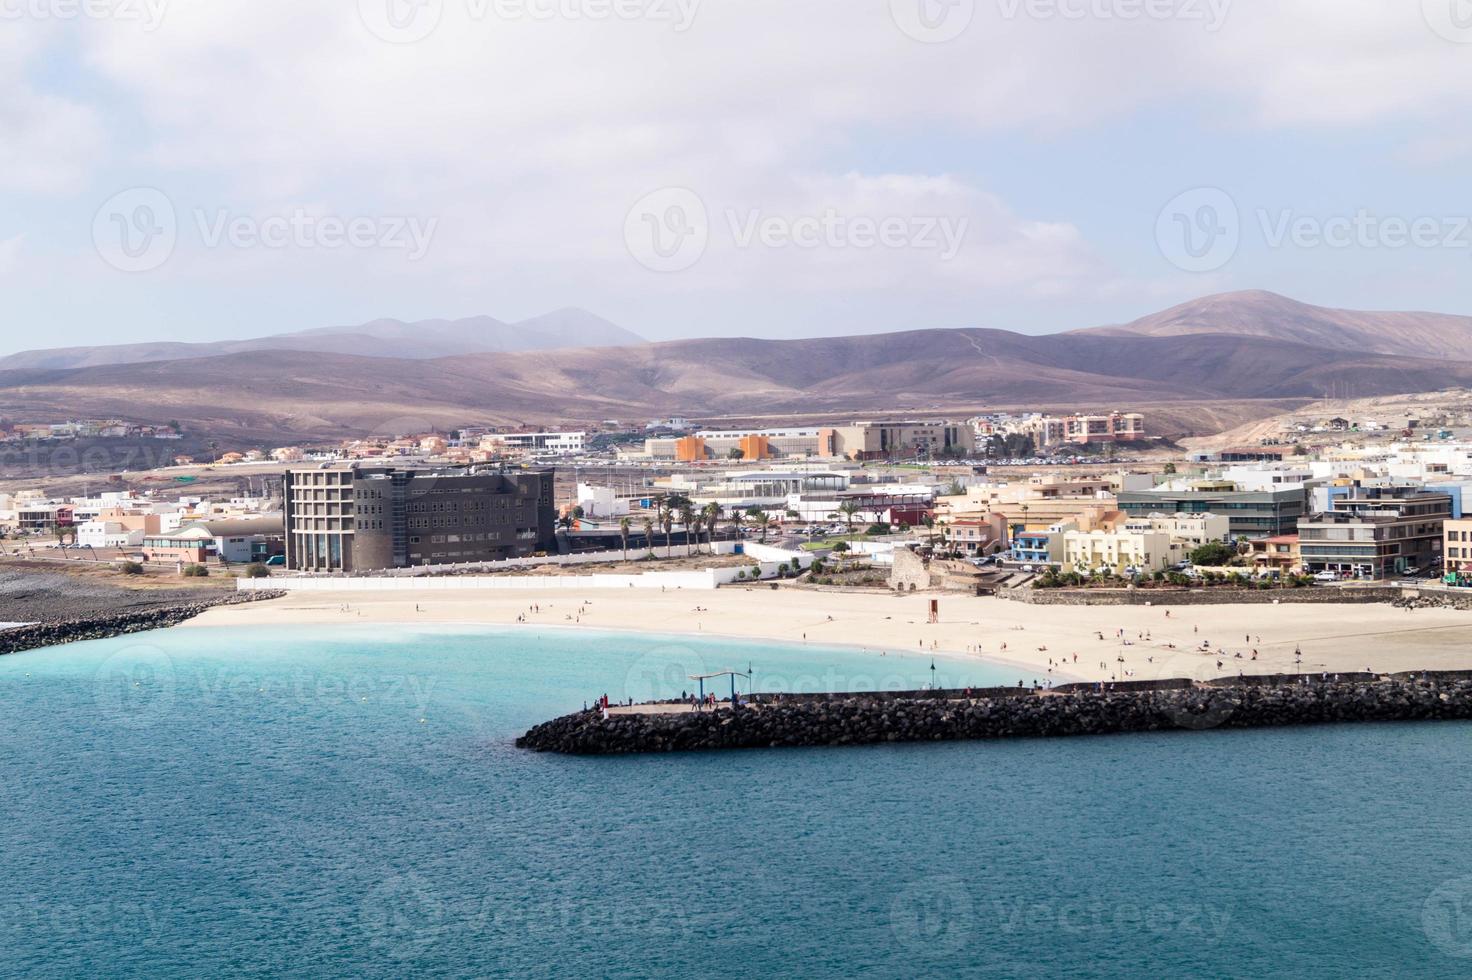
[517,677,1472,755]
[0,591,285,656]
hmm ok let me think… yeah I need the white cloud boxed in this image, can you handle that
[0,30,104,193]
[7,0,1472,341]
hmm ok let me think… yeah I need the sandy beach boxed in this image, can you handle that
[184,586,1472,686]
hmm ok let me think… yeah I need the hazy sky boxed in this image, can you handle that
[4,0,1472,353]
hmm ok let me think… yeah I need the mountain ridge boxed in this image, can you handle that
[3,291,1470,441]
[0,307,644,371]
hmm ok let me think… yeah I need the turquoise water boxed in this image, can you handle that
[3,624,1472,977]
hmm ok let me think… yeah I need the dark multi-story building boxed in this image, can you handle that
[283,463,555,572]
[1117,483,1308,538]
[1297,487,1451,579]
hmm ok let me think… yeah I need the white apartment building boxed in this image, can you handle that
[488,431,587,455]
[77,520,144,549]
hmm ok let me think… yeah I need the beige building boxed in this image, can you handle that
[938,475,1119,531]
[1063,527,1174,574]
[1122,512,1230,551]
[1444,518,1472,575]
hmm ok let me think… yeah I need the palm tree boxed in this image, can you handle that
[837,500,861,538]
[689,512,703,557]
[619,517,630,561]
[642,516,656,558]
[754,511,770,542]
[661,505,674,556]
[703,502,722,553]
[676,501,695,556]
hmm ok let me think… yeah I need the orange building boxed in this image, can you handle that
[674,435,707,462]
[739,434,771,461]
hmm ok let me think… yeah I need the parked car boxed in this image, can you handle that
[1313,571,1339,583]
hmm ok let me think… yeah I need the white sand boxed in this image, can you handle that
[186,586,1472,685]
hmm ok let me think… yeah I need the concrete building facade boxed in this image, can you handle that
[1297,488,1451,579]
[1118,483,1308,538]
[284,464,555,572]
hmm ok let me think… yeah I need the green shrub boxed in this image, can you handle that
[118,561,144,575]
[1188,541,1235,567]
[182,564,209,577]
[243,563,271,578]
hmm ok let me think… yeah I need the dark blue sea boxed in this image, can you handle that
[3,624,1471,977]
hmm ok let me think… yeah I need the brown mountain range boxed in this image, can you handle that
[2,291,1469,441]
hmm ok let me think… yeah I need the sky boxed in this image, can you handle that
[4,0,1472,352]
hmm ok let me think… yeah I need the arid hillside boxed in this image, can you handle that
[3,291,1471,440]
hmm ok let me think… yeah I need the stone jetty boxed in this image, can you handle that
[516,674,1472,755]
[0,591,285,656]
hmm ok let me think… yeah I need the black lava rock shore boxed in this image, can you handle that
[516,675,1472,755]
[0,591,285,656]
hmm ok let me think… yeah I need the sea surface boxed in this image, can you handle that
[2,623,1471,977]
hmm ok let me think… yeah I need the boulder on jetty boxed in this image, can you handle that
[516,675,1472,755]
